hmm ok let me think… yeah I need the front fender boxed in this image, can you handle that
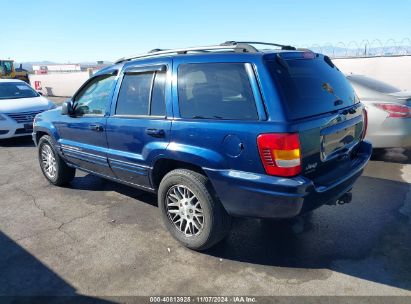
[33,118,60,146]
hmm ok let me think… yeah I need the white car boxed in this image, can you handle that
[0,79,56,139]
[347,75,411,148]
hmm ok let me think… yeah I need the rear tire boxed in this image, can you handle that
[38,135,75,186]
[158,169,231,251]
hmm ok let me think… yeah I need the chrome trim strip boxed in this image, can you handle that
[69,163,155,192]
[110,165,147,175]
[62,147,106,160]
[108,157,150,169]
[64,152,109,166]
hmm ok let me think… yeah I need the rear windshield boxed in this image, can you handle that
[0,82,39,100]
[267,54,358,120]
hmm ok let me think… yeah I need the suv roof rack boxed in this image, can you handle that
[115,41,296,64]
[221,41,296,51]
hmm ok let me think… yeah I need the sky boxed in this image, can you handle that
[2,0,410,63]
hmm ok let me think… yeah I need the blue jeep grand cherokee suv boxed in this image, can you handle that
[33,41,372,250]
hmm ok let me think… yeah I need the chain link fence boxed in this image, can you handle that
[299,38,411,58]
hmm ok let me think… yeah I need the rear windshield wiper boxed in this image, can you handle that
[324,56,335,68]
[275,54,289,70]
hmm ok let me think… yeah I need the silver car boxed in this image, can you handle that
[347,75,411,148]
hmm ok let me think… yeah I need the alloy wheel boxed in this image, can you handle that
[41,144,57,180]
[166,185,204,236]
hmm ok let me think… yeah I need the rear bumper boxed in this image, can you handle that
[205,140,372,219]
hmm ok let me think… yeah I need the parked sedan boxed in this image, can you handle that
[347,75,411,148]
[0,79,56,139]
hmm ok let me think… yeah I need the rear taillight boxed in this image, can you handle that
[374,103,411,118]
[257,133,301,177]
[361,108,368,140]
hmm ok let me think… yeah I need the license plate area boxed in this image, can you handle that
[320,116,363,162]
[24,123,33,131]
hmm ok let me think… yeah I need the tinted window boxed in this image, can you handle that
[150,72,166,116]
[1,61,12,74]
[347,75,400,93]
[0,82,38,100]
[116,73,153,115]
[74,75,116,116]
[178,63,258,120]
[267,55,359,120]
[116,72,166,116]
[5,62,12,72]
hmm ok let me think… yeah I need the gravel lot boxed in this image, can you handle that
[0,99,410,299]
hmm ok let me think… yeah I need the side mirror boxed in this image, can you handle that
[61,100,74,115]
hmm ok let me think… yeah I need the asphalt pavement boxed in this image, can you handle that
[0,117,410,298]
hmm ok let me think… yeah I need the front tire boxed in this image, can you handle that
[158,169,231,251]
[38,135,75,186]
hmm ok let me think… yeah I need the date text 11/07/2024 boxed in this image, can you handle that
[149,296,257,303]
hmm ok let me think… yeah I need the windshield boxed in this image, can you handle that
[0,82,39,100]
[346,75,400,94]
[1,61,13,75]
[267,54,359,120]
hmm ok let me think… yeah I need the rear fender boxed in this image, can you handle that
[161,142,227,169]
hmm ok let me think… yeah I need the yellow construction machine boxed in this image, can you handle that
[0,59,30,83]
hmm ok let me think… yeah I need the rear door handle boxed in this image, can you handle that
[145,128,165,137]
[89,124,104,132]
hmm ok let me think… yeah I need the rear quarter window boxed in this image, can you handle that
[177,63,258,120]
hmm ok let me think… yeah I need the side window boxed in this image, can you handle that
[116,73,153,115]
[4,62,12,73]
[74,75,116,116]
[115,71,166,116]
[150,72,166,116]
[177,63,258,120]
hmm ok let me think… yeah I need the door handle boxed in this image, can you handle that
[145,128,165,137]
[89,124,104,132]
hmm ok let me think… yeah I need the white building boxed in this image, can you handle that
[33,64,81,74]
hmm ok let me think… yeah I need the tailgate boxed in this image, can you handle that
[264,51,365,181]
[298,105,365,182]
